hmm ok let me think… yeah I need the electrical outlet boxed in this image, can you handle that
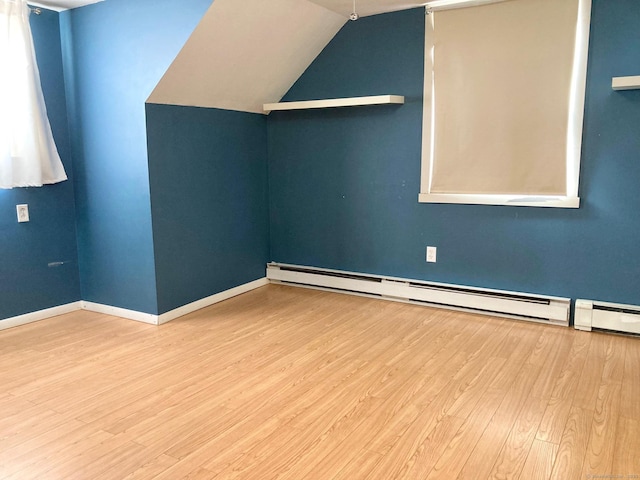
[426,246,437,263]
[17,204,29,223]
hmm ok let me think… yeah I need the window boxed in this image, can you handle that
[0,0,67,189]
[419,0,591,208]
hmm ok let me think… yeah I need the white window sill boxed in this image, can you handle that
[418,193,580,208]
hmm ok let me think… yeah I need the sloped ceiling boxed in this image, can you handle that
[148,0,347,114]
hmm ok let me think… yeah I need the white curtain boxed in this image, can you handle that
[0,0,67,189]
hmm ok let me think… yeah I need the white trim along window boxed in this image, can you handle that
[419,0,591,208]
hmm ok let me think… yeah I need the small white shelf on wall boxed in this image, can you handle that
[612,76,640,91]
[263,95,405,113]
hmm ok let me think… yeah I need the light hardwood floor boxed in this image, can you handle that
[0,285,638,479]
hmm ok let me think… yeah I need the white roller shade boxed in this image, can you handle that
[429,0,580,196]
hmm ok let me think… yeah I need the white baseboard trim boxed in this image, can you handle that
[81,301,159,325]
[0,278,269,331]
[158,278,269,325]
[82,278,269,326]
[0,302,82,332]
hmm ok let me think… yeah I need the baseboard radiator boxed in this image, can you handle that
[267,263,570,326]
[574,299,640,334]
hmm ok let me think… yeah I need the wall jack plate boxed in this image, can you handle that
[17,204,29,223]
[426,246,437,263]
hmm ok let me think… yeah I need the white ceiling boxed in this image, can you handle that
[29,0,103,12]
[29,0,423,16]
[308,0,426,17]
[36,0,426,112]
[29,0,426,17]
[148,0,431,113]
[149,0,346,114]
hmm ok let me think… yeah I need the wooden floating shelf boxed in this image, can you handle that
[612,76,640,91]
[263,95,405,112]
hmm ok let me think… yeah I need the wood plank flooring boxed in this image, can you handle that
[0,285,638,479]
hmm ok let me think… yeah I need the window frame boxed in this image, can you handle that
[418,0,592,208]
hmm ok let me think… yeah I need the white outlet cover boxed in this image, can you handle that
[17,204,29,223]
[426,246,437,263]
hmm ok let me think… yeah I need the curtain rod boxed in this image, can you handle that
[30,7,42,14]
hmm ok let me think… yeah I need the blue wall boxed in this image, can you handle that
[268,2,640,306]
[60,0,211,314]
[5,0,637,323]
[0,9,80,321]
[146,104,270,314]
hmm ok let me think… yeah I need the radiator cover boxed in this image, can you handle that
[267,263,570,326]
[574,299,640,334]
